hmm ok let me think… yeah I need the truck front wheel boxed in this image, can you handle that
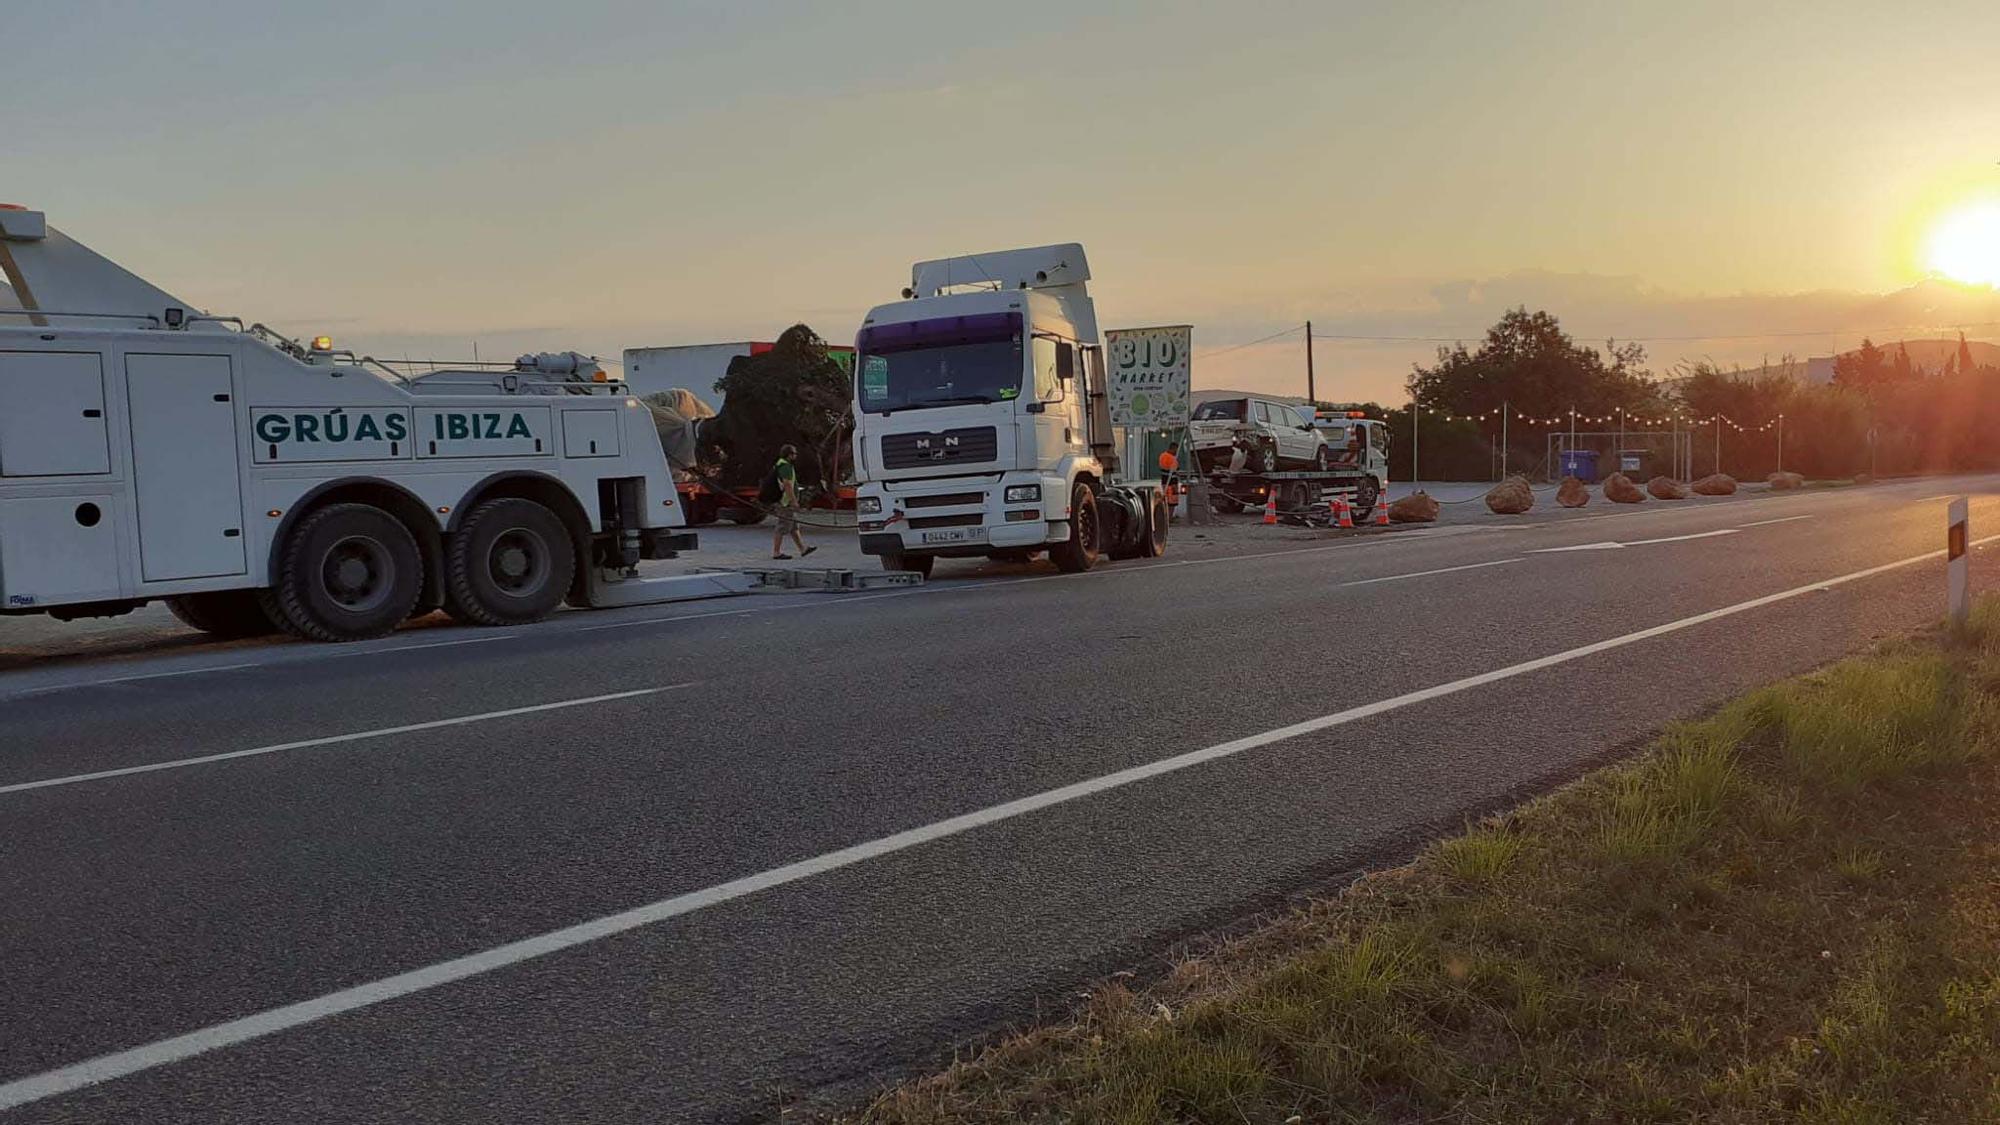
[445,498,576,626]
[1050,484,1101,573]
[1139,491,1169,558]
[1353,476,1381,518]
[260,503,424,642]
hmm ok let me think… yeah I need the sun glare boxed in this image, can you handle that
[1925,200,2000,287]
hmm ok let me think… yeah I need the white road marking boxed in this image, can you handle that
[1338,559,1522,586]
[1625,529,1741,546]
[91,662,259,687]
[1532,529,1740,553]
[0,687,681,797]
[4,634,519,702]
[1739,515,1816,528]
[1912,494,1959,503]
[334,635,516,656]
[5,533,1995,1112]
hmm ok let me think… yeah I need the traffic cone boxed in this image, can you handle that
[1336,497,1355,529]
[1374,492,1390,526]
[1261,491,1278,525]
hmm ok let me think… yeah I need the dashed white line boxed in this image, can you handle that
[5,532,1994,1112]
[1338,559,1522,586]
[1532,529,1741,553]
[91,662,259,687]
[0,686,682,796]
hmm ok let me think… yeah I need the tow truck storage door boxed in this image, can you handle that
[126,354,247,582]
[0,352,112,476]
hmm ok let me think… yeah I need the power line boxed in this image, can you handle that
[1196,323,1304,358]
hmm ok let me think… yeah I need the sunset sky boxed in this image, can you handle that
[12,0,2000,403]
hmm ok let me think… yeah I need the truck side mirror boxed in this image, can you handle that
[1055,342,1075,382]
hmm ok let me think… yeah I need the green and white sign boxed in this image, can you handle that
[1105,325,1192,427]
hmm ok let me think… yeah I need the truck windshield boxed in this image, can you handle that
[1192,399,1247,421]
[857,312,1024,413]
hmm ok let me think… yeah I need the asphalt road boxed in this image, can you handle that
[2,475,1997,1123]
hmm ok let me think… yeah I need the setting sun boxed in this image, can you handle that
[1925,199,2000,287]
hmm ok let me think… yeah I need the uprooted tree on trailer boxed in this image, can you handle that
[695,324,853,498]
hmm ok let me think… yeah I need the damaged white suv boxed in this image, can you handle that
[1189,396,1330,473]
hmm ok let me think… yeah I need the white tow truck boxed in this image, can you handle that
[0,206,751,642]
[850,244,1169,576]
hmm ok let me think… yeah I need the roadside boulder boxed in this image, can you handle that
[1556,475,1590,508]
[1647,475,1689,500]
[1693,473,1737,496]
[1768,471,1805,490]
[1484,475,1535,515]
[1603,472,1646,503]
[1388,491,1440,524]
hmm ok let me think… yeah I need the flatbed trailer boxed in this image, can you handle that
[1202,467,1383,520]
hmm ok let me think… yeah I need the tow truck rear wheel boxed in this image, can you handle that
[444,498,576,626]
[260,503,424,642]
[1050,483,1101,573]
[166,590,278,639]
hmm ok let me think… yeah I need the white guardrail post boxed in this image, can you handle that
[1948,496,1969,633]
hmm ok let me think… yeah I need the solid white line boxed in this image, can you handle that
[1338,559,1522,587]
[1912,494,1959,503]
[5,534,1995,1112]
[0,687,678,797]
[1739,515,1816,528]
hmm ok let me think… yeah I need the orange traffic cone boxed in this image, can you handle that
[1261,491,1279,525]
[1374,492,1390,526]
[1336,497,1355,529]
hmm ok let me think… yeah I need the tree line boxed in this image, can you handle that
[1365,309,2000,481]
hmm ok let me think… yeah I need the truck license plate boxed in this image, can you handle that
[920,527,976,545]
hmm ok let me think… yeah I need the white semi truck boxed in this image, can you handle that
[850,244,1169,576]
[0,207,735,642]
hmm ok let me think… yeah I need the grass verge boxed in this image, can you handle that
[851,598,2000,1124]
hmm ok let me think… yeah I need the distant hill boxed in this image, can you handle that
[1846,337,2000,373]
[1710,337,1999,384]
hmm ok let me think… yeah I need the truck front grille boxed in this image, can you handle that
[906,513,984,530]
[880,427,998,470]
[902,491,986,509]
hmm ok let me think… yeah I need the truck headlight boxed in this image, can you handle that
[857,497,882,514]
[1004,484,1041,503]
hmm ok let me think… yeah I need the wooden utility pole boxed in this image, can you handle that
[1305,321,1315,404]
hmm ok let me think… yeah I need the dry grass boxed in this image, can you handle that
[846,599,2000,1124]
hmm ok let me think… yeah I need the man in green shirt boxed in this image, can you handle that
[771,444,815,560]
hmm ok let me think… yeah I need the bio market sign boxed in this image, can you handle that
[1105,325,1192,427]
